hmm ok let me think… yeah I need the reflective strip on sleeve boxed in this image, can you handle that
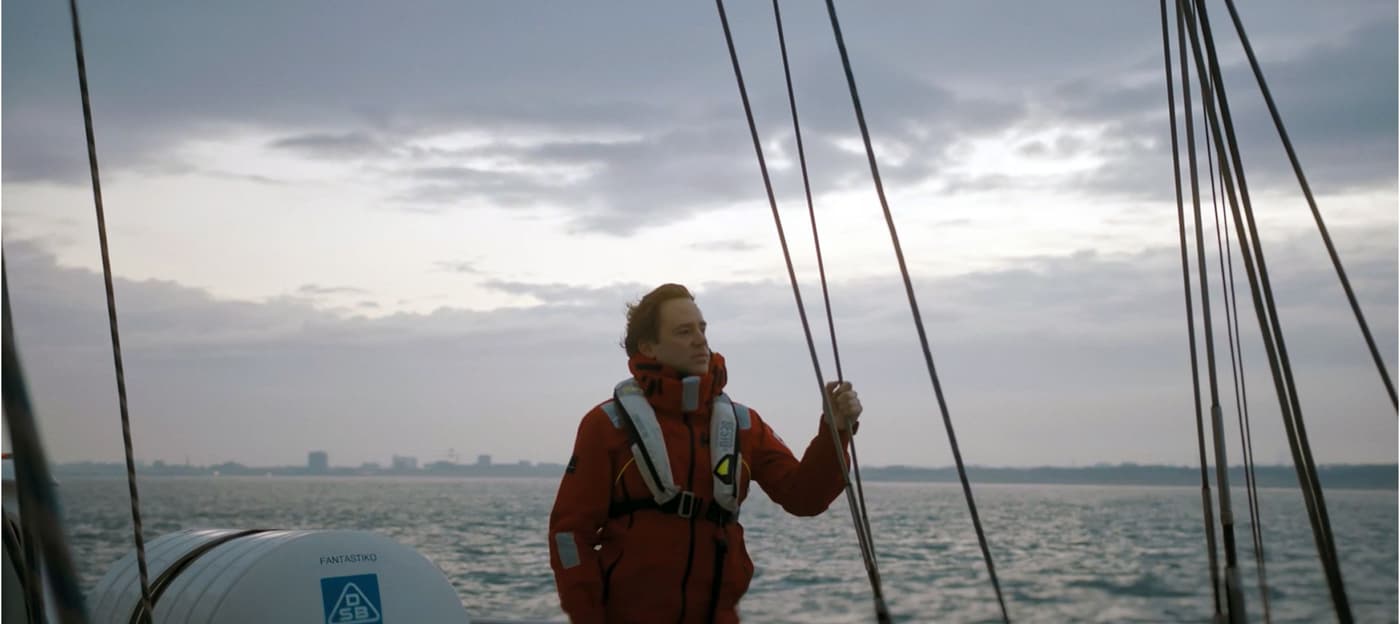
[555,532,581,569]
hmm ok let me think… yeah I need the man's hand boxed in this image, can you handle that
[824,381,862,433]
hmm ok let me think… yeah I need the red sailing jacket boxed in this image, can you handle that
[548,352,851,623]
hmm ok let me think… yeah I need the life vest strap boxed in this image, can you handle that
[608,492,736,526]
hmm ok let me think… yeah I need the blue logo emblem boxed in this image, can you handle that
[321,573,383,623]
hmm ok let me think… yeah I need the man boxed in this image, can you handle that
[549,283,862,623]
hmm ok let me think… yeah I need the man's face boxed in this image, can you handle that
[640,298,710,376]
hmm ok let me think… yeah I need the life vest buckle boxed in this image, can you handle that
[676,491,698,519]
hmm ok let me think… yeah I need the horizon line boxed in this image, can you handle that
[37,459,1400,470]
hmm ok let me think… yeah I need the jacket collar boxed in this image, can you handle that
[627,351,728,415]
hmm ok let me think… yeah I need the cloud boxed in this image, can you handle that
[269,132,390,160]
[434,261,481,275]
[479,280,647,308]
[1,3,1393,470]
[690,240,762,252]
[394,165,552,210]
[296,284,368,297]
[4,2,1389,236]
[1045,20,1398,202]
[4,223,1392,469]
[379,121,776,234]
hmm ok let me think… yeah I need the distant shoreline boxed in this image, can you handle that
[37,461,1398,490]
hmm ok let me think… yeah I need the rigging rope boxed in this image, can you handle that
[769,0,882,595]
[1203,99,1272,624]
[1218,0,1397,412]
[1178,5,1249,616]
[711,3,890,621]
[66,0,156,620]
[1179,0,1351,619]
[2,258,92,624]
[40,5,1371,624]
[820,1,1009,620]
[1157,0,1223,617]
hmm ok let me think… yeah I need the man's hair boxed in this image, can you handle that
[622,283,694,356]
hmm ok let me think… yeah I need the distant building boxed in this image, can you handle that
[477,454,491,467]
[518,460,532,467]
[308,451,328,474]
[392,455,418,471]
[425,460,458,473]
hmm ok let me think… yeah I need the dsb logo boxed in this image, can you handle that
[321,573,384,624]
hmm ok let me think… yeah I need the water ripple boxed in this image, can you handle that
[54,477,1395,623]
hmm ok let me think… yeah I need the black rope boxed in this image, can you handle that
[2,258,92,624]
[14,489,49,624]
[712,3,890,622]
[65,0,155,621]
[1187,0,1350,616]
[1204,114,1272,624]
[2,507,46,623]
[1177,4,1247,616]
[820,1,1009,620]
[127,529,271,624]
[769,0,883,599]
[1159,0,1223,616]
[1179,0,1351,619]
[1219,0,1397,412]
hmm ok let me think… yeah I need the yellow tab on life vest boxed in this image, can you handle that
[715,455,732,478]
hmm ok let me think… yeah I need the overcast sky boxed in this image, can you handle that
[3,1,1395,469]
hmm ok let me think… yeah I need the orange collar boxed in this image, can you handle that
[627,352,728,415]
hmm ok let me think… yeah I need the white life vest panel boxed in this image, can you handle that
[602,377,751,515]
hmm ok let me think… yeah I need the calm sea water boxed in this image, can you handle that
[53,476,1395,623]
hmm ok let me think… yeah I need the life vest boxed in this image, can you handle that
[602,376,751,524]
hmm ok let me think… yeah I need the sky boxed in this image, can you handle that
[2,1,1395,470]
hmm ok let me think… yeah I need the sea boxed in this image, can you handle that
[53,476,1396,623]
